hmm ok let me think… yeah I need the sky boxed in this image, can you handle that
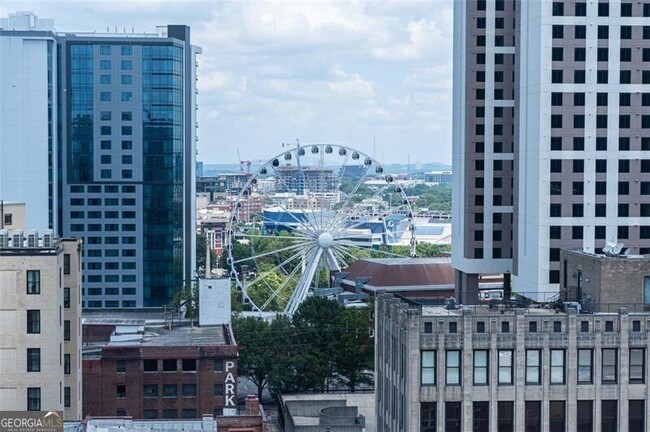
[0,1,453,165]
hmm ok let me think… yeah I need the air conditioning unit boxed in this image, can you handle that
[27,230,38,248]
[0,229,8,248]
[42,230,54,248]
[11,230,23,248]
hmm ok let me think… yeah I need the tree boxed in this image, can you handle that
[331,308,374,392]
[168,283,199,322]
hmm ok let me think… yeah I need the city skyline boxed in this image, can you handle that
[0,1,453,165]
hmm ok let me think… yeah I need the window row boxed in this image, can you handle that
[70,185,135,194]
[421,348,646,386]
[420,399,646,432]
[99,45,133,56]
[551,69,650,85]
[99,91,134,102]
[551,113,650,129]
[100,74,133,85]
[550,136,650,152]
[552,23,650,41]
[116,358,227,373]
[99,111,133,121]
[85,300,136,308]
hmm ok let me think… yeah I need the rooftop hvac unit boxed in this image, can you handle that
[11,230,23,248]
[27,230,38,248]
[0,229,8,248]
[42,230,54,248]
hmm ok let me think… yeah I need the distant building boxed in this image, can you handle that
[275,166,337,193]
[424,171,452,185]
[82,312,238,419]
[339,165,367,182]
[197,173,252,200]
[196,161,204,178]
[560,249,650,312]
[0,233,82,419]
[0,201,27,230]
[279,393,374,432]
[376,293,649,432]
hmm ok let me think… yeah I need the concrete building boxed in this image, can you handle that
[560,249,650,312]
[0,13,57,231]
[275,165,337,194]
[376,293,649,432]
[1,12,200,308]
[0,201,27,230]
[82,313,238,419]
[424,171,452,185]
[0,232,82,419]
[453,0,650,302]
[279,393,374,432]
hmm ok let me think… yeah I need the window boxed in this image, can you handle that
[553,321,562,332]
[602,349,617,383]
[498,350,513,385]
[629,400,645,432]
[26,270,40,294]
[529,321,538,332]
[621,70,632,84]
[143,410,157,419]
[449,322,457,333]
[575,25,586,39]
[26,310,40,334]
[577,400,593,432]
[633,320,641,332]
[552,25,564,38]
[473,350,488,385]
[143,384,158,398]
[182,409,197,419]
[121,60,132,70]
[424,322,433,333]
[27,388,40,411]
[116,385,126,398]
[182,359,197,371]
[645,277,650,306]
[100,91,111,102]
[162,359,176,372]
[552,47,563,61]
[143,359,157,372]
[550,349,565,384]
[552,70,563,83]
[64,320,70,341]
[476,321,485,333]
[602,400,617,432]
[621,25,632,39]
[597,70,608,84]
[526,350,541,384]
[525,402,541,431]
[163,384,177,397]
[116,360,125,373]
[621,47,632,62]
[100,74,111,84]
[621,3,632,17]
[121,92,133,102]
[497,401,513,432]
[182,384,197,397]
[552,2,564,16]
[214,384,224,396]
[445,402,461,432]
[421,351,436,385]
[630,349,645,383]
[446,350,461,385]
[163,409,177,419]
[501,321,509,333]
[27,348,40,372]
[473,402,489,431]
[575,2,586,16]
[64,354,70,374]
[550,401,566,432]
[421,402,437,432]
[577,349,592,384]
[605,320,614,332]
[574,47,586,61]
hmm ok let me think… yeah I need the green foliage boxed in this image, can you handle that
[232,297,374,399]
[168,283,199,320]
[391,242,451,257]
[403,183,452,211]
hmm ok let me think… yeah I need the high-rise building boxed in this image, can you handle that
[56,26,200,308]
[1,12,200,308]
[0,232,82,420]
[0,13,57,231]
[453,0,650,301]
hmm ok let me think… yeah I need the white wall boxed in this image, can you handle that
[199,278,231,326]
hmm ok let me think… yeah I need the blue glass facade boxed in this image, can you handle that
[142,44,184,306]
[69,45,93,183]
[47,40,54,228]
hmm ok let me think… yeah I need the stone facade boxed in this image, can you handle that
[376,293,650,432]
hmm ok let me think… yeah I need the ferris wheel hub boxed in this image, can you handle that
[317,232,334,249]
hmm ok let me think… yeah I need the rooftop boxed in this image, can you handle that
[343,257,454,289]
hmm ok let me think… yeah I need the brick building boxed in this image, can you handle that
[376,293,649,432]
[560,249,650,312]
[83,316,238,419]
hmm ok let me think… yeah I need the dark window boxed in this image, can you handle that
[476,321,485,333]
[421,402,437,432]
[632,320,641,332]
[182,359,197,371]
[621,48,632,62]
[182,384,197,397]
[573,159,584,173]
[575,25,586,39]
[573,225,584,239]
[116,360,125,373]
[501,321,510,333]
[550,182,562,195]
[602,400,618,432]
[597,92,608,106]
[472,401,489,432]
[163,409,177,419]
[552,2,564,16]
[529,321,538,332]
[551,92,563,106]
[143,359,157,372]
[629,400,645,432]
[552,47,563,61]
[553,321,562,332]
[163,384,177,397]
[27,388,40,411]
[449,322,458,333]
[596,159,607,173]
[619,226,629,239]
[26,310,40,334]
[525,402,541,431]
[550,226,561,239]
[550,204,561,217]
[581,321,589,332]
[595,226,606,239]
[619,182,630,195]
[573,204,584,217]
[26,270,40,294]
[551,137,562,151]
[550,248,560,262]
[574,47,586,61]
[27,348,40,372]
[445,402,461,432]
[619,159,630,173]
[162,359,177,372]
[598,47,609,62]
[598,25,609,39]
[577,400,593,432]
[552,25,564,38]
[64,354,70,374]
[550,401,566,432]
[573,114,585,128]
[143,384,158,398]
[621,70,632,84]
[550,159,562,173]
[596,137,607,151]
[64,320,70,341]
[552,70,563,83]
[214,384,224,396]
[598,3,609,16]
[575,2,587,16]
[596,115,608,128]
[64,387,71,408]
[573,93,585,107]
[621,3,632,17]
[620,93,631,106]
[143,410,157,419]
[621,25,632,39]
[597,70,608,84]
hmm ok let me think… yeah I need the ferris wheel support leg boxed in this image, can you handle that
[284,248,323,315]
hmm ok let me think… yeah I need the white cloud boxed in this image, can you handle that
[328,73,375,99]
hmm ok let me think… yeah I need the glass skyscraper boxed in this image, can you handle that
[56,26,199,307]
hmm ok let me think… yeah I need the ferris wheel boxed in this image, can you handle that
[225,143,416,315]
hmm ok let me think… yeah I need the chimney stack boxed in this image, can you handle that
[245,395,259,415]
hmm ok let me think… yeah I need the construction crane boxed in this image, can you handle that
[236,148,264,174]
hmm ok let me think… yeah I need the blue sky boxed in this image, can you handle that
[0,1,453,165]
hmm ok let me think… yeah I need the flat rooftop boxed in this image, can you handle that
[282,393,375,432]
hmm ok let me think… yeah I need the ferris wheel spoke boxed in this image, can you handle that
[242,244,314,291]
[331,243,361,263]
[285,246,324,315]
[232,241,310,265]
[259,255,307,310]
[330,247,351,269]
[325,164,372,231]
